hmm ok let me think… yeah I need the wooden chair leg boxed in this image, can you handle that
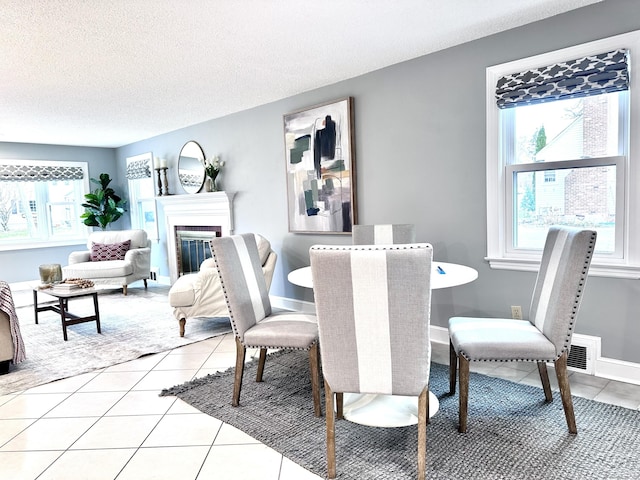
[336,393,344,420]
[256,348,267,382]
[325,381,336,479]
[417,387,428,480]
[554,351,577,434]
[179,318,186,337]
[458,355,470,433]
[449,341,457,395]
[123,285,128,295]
[309,343,322,417]
[143,279,148,289]
[537,361,553,402]
[232,337,246,407]
[426,381,430,424]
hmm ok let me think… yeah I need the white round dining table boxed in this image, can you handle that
[287,260,478,427]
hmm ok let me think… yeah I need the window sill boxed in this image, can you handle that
[485,257,640,279]
[0,239,87,252]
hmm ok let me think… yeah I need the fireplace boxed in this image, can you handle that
[156,192,234,283]
[175,226,221,276]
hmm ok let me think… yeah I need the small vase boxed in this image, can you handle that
[205,177,217,192]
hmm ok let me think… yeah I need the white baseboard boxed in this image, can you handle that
[273,296,640,387]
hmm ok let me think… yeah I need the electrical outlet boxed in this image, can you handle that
[511,305,523,320]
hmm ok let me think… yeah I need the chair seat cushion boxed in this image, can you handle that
[63,260,133,279]
[168,274,197,307]
[449,317,557,362]
[243,312,318,349]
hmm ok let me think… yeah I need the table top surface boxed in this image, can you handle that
[288,261,478,290]
[34,285,98,298]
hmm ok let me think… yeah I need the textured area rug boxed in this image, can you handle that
[1,284,231,395]
[162,350,640,480]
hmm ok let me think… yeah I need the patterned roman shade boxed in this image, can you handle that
[496,49,629,109]
[125,158,152,180]
[0,162,84,182]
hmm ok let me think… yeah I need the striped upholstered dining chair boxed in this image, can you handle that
[352,223,415,244]
[210,233,321,417]
[310,243,433,480]
[448,226,597,434]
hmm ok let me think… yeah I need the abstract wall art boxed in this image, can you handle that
[283,97,357,234]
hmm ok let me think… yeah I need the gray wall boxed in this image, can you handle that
[3,0,640,363]
[0,143,118,282]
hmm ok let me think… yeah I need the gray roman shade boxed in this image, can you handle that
[0,162,84,182]
[126,159,152,180]
[496,49,629,109]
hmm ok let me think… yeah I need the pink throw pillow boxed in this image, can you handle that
[90,240,131,261]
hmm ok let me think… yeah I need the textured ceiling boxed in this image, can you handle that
[0,0,600,148]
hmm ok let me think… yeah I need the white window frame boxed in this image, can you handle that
[126,152,159,242]
[0,160,90,251]
[486,30,640,279]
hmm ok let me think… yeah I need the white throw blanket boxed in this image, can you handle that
[0,281,26,364]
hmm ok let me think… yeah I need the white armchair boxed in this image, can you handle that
[63,229,152,295]
[169,233,277,337]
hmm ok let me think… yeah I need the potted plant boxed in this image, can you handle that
[81,173,127,230]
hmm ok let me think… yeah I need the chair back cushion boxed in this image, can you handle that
[210,233,272,340]
[310,243,432,396]
[87,229,149,249]
[352,224,415,245]
[529,226,597,355]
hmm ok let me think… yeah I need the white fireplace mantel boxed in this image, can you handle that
[156,192,235,283]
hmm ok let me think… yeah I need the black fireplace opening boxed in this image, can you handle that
[175,226,222,276]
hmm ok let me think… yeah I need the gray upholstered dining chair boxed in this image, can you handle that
[210,233,321,416]
[352,223,415,244]
[310,243,433,480]
[448,226,597,434]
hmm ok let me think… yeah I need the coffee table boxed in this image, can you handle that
[33,286,101,341]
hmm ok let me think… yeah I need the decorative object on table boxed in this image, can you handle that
[204,155,224,192]
[0,280,26,374]
[448,226,597,434]
[62,229,151,296]
[53,278,95,290]
[310,243,433,480]
[283,97,357,234]
[80,173,127,230]
[177,141,206,194]
[38,264,62,285]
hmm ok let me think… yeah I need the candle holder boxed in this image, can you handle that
[155,167,171,196]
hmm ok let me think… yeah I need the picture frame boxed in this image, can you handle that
[283,97,357,234]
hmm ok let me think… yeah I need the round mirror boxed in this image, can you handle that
[178,141,206,194]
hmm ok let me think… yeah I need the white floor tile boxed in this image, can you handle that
[131,369,198,391]
[103,352,167,372]
[116,445,210,480]
[36,448,136,480]
[77,371,148,392]
[279,457,323,480]
[105,390,176,416]
[0,450,64,480]
[143,412,222,447]
[0,393,71,419]
[199,443,283,480]
[1,417,98,451]
[213,423,261,445]
[24,371,101,394]
[44,391,126,418]
[0,418,36,447]
[71,415,162,449]
[152,352,211,371]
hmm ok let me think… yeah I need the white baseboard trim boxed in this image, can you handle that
[272,296,640,387]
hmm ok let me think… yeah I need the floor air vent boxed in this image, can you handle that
[567,344,588,371]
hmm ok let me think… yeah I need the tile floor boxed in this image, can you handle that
[2,328,640,479]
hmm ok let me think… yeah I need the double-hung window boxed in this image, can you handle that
[486,31,640,278]
[0,160,89,249]
[126,152,158,242]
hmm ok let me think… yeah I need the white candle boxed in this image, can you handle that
[159,158,167,169]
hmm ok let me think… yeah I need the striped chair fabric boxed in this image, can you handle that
[210,233,321,416]
[352,224,415,245]
[310,243,433,480]
[448,226,597,434]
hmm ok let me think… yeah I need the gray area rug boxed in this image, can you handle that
[162,350,640,480]
[1,284,231,395]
